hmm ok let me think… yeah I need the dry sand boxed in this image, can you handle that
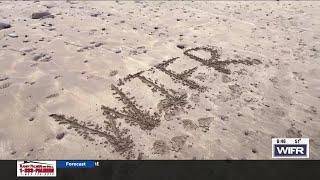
[0,1,319,160]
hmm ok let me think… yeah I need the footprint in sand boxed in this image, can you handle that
[170,135,188,152]
[152,140,169,155]
[198,117,214,132]
[182,119,198,130]
[286,127,302,138]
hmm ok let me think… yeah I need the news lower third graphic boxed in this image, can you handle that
[15,139,310,177]
[272,138,309,159]
[17,161,57,177]
[17,160,99,177]
[56,160,97,169]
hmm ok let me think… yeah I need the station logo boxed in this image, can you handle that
[272,138,309,158]
[17,161,56,177]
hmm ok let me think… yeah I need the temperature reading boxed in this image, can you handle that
[277,139,286,143]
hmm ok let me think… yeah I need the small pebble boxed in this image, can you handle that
[177,44,185,49]
[8,33,18,38]
[56,132,65,140]
[0,22,11,30]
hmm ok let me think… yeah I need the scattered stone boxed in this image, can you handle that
[48,28,56,31]
[10,151,16,155]
[94,42,103,47]
[177,44,185,49]
[32,53,45,61]
[44,5,55,9]
[20,47,36,53]
[33,53,52,62]
[8,33,18,38]
[46,93,59,99]
[56,132,65,140]
[244,130,250,136]
[31,12,54,19]
[77,46,90,52]
[54,75,62,79]
[252,148,257,154]
[90,12,101,17]
[220,115,229,121]
[0,22,11,30]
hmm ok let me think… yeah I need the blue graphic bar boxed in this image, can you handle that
[57,160,95,169]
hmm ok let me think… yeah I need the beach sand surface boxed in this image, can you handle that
[0,1,319,159]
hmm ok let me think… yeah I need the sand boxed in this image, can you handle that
[0,1,319,160]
